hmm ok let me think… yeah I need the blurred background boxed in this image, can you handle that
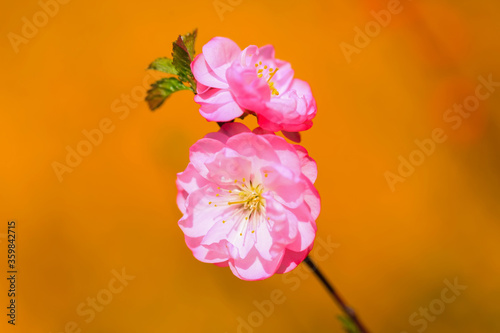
[1,0,499,332]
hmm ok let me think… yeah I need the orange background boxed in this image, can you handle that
[1,0,500,332]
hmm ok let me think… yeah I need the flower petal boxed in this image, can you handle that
[275,246,312,274]
[294,145,318,183]
[194,89,245,122]
[189,138,226,178]
[219,122,251,137]
[226,132,281,165]
[191,53,229,89]
[176,163,210,215]
[228,248,285,281]
[202,37,241,80]
[178,185,223,238]
[226,62,271,111]
[185,235,229,264]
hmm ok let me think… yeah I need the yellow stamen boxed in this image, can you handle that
[254,62,280,96]
[228,200,247,205]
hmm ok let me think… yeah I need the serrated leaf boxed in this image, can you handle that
[337,315,360,333]
[148,57,178,75]
[146,77,190,111]
[180,29,197,60]
[172,32,197,91]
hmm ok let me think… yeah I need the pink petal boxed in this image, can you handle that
[262,135,302,173]
[178,185,223,238]
[226,62,270,111]
[276,246,312,274]
[256,79,316,132]
[251,45,294,94]
[196,81,210,94]
[226,133,280,165]
[228,248,285,281]
[185,235,229,263]
[258,45,276,59]
[202,37,241,80]
[219,122,251,137]
[262,164,305,208]
[204,131,230,143]
[252,127,274,135]
[238,45,259,66]
[287,219,316,252]
[176,163,210,194]
[204,151,252,184]
[189,138,226,178]
[254,221,274,261]
[195,89,244,122]
[272,59,294,93]
[255,114,282,132]
[303,179,321,220]
[176,163,210,215]
[201,212,254,259]
[294,145,318,183]
[191,53,229,89]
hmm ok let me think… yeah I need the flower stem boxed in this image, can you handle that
[303,256,370,333]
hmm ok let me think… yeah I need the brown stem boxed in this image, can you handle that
[304,256,370,333]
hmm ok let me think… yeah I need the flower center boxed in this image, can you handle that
[208,179,268,236]
[228,182,265,216]
[255,61,280,96]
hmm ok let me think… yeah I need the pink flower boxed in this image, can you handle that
[176,123,320,280]
[191,37,317,134]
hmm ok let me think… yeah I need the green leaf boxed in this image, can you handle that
[144,29,198,111]
[172,41,196,90]
[180,29,197,60]
[337,315,360,333]
[146,77,190,111]
[148,57,177,75]
[172,32,197,91]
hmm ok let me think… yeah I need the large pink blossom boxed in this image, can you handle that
[176,123,320,280]
[191,37,317,134]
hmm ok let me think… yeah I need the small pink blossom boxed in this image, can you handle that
[176,123,320,280]
[191,37,317,135]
